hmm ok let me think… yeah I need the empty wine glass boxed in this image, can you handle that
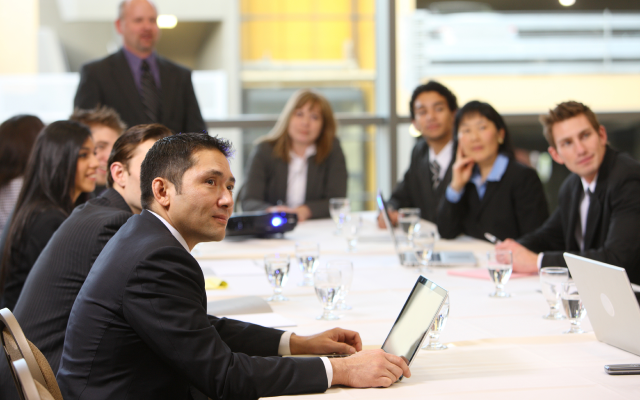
[486,250,513,298]
[296,242,320,287]
[398,208,421,243]
[313,266,343,320]
[414,229,436,273]
[423,295,450,350]
[561,281,586,334]
[264,254,290,302]
[330,260,353,310]
[329,198,350,235]
[540,267,569,319]
[343,214,361,252]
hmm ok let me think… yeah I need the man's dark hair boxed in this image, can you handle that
[107,124,173,187]
[409,81,458,120]
[140,133,233,210]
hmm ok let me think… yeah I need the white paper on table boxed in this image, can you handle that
[221,312,297,328]
[198,259,264,277]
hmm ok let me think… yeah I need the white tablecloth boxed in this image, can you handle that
[195,212,640,399]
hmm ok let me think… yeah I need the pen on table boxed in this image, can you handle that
[484,232,502,245]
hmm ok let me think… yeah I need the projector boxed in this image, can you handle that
[225,211,298,237]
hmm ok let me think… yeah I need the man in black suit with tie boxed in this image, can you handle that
[74,0,206,134]
[378,81,458,227]
[57,133,410,400]
[497,101,640,285]
[0,124,172,400]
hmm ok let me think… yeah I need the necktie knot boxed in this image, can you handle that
[141,60,151,72]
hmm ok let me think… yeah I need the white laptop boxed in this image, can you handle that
[376,190,476,267]
[563,253,640,357]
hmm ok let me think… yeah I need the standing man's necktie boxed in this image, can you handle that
[430,160,441,189]
[141,60,160,122]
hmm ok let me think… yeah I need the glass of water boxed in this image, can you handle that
[264,254,290,302]
[561,281,586,334]
[423,295,450,350]
[540,267,569,320]
[343,214,361,252]
[329,198,350,235]
[486,250,513,298]
[313,266,343,320]
[413,229,437,272]
[296,242,320,287]
[330,260,354,310]
[398,208,421,243]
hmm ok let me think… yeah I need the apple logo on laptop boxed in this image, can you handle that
[600,293,615,317]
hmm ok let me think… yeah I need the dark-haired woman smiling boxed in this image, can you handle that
[0,121,98,310]
[436,101,549,241]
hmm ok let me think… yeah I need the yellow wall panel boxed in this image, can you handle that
[316,21,350,59]
[283,21,313,59]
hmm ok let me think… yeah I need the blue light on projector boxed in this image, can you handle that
[271,216,283,227]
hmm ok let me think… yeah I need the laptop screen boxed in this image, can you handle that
[382,276,448,364]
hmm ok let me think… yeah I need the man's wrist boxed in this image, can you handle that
[329,358,346,386]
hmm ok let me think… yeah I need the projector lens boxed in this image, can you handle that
[271,217,283,227]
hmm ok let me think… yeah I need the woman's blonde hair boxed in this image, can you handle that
[260,89,336,163]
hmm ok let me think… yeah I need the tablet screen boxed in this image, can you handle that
[381,276,448,364]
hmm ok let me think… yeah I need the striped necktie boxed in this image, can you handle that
[430,160,441,189]
[141,60,160,122]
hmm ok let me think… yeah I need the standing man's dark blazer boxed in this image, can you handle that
[74,49,206,134]
[240,138,347,219]
[388,139,456,223]
[437,158,549,241]
[0,189,132,400]
[518,147,640,285]
[57,210,327,400]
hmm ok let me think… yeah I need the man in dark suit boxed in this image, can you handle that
[57,133,410,400]
[74,0,206,134]
[378,81,458,227]
[497,101,640,285]
[0,124,172,400]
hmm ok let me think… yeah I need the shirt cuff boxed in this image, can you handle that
[445,185,464,203]
[277,331,293,356]
[537,252,544,271]
[320,357,333,389]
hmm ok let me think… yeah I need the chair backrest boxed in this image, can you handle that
[13,358,55,400]
[0,308,47,387]
[27,340,63,400]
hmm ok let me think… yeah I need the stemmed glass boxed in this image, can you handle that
[398,208,421,244]
[296,242,320,287]
[343,214,361,252]
[264,254,290,302]
[414,230,436,273]
[561,281,587,334]
[486,250,513,298]
[540,267,569,319]
[330,260,354,310]
[423,295,450,350]
[329,198,350,235]
[313,266,343,320]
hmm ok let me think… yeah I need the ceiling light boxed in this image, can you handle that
[559,0,576,6]
[157,15,177,29]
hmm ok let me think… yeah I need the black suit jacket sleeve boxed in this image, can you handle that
[123,246,327,399]
[181,71,206,133]
[74,64,101,110]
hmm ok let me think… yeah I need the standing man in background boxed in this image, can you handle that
[70,106,126,196]
[74,0,206,134]
[379,81,458,227]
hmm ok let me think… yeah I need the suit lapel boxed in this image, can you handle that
[583,147,613,249]
[110,50,146,122]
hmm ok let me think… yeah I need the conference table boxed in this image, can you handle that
[194,212,640,399]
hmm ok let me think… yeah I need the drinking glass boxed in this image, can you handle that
[423,295,450,350]
[264,254,290,302]
[413,230,437,273]
[561,281,586,334]
[296,242,320,287]
[398,208,421,243]
[486,250,513,298]
[329,198,350,235]
[343,214,361,252]
[330,260,354,310]
[313,266,343,320]
[540,267,569,319]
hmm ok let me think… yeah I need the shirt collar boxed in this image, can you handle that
[289,144,317,161]
[428,140,453,169]
[471,153,510,182]
[147,210,190,252]
[580,174,597,194]
[122,47,157,69]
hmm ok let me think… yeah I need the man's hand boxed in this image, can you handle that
[377,210,398,229]
[330,349,411,387]
[496,239,539,273]
[289,328,362,355]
